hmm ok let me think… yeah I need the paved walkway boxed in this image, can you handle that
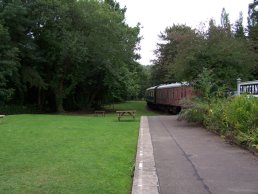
[132,116,258,194]
[148,116,258,194]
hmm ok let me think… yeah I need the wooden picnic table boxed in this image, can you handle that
[94,111,105,117]
[116,110,136,121]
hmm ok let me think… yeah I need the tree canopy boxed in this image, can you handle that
[1,1,257,112]
[0,0,143,112]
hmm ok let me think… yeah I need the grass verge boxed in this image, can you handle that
[0,101,156,194]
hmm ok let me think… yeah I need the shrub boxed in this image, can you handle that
[179,98,208,123]
[224,96,258,144]
[203,99,228,133]
[0,104,39,115]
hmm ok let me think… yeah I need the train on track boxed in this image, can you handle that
[145,82,195,114]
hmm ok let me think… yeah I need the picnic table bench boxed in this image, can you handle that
[116,110,136,121]
[94,111,105,117]
[0,115,5,123]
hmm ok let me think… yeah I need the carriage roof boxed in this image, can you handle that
[146,82,189,90]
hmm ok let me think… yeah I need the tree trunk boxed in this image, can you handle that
[38,88,42,111]
[55,93,64,113]
[55,81,65,113]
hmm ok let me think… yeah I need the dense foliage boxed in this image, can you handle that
[0,0,146,112]
[151,4,258,88]
[180,95,258,146]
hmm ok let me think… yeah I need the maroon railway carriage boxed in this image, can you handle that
[145,82,194,113]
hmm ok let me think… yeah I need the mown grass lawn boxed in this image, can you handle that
[0,101,156,194]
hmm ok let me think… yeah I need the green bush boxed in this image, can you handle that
[224,96,258,134]
[181,95,258,145]
[203,99,228,133]
[179,98,208,123]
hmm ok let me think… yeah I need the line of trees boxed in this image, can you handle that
[151,1,258,91]
[0,0,147,112]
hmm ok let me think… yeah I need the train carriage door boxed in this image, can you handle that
[169,88,172,104]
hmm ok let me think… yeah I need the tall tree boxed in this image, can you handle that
[234,12,245,39]
[247,0,258,77]
[152,25,196,85]
[30,0,90,112]
[248,0,258,42]
[0,21,19,104]
[0,0,43,105]
[152,24,200,85]
[220,8,231,34]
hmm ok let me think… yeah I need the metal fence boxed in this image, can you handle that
[237,79,258,97]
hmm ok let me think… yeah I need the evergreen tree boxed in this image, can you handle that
[248,0,258,42]
[234,12,245,39]
[247,0,258,77]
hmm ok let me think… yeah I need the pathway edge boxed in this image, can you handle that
[132,116,159,194]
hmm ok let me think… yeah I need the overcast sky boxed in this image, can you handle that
[116,0,254,65]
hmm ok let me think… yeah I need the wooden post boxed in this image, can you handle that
[237,78,241,96]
